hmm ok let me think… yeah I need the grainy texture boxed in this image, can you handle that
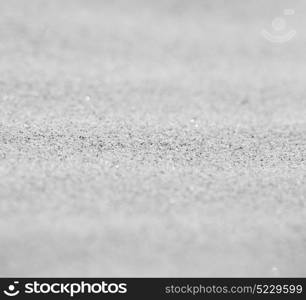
[0,0,306,276]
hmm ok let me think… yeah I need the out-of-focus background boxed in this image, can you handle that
[0,0,305,276]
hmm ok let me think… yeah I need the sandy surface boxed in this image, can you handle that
[0,0,306,276]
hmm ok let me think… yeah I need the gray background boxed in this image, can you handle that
[0,0,305,276]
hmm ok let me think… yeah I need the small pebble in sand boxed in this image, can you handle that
[271,266,280,276]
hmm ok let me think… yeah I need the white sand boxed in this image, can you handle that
[0,0,305,276]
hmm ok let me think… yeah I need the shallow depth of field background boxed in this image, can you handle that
[0,0,305,276]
